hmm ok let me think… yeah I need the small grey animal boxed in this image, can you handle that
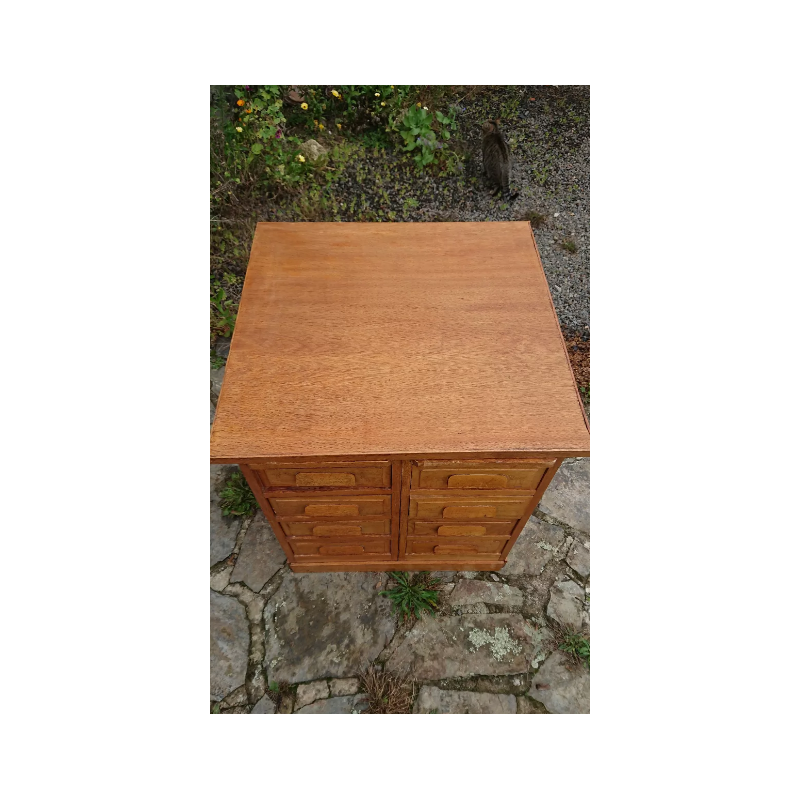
[481,119,518,202]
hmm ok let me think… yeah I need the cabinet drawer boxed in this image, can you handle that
[407,520,516,538]
[269,495,391,518]
[405,536,507,558]
[412,460,554,490]
[408,495,533,520]
[281,520,391,537]
[289,536,391,560]
[248,461,391,489]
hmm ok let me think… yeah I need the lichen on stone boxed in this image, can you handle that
[467,626,523,661]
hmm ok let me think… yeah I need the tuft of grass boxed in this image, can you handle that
[548,618,590,669]
[524,210,547,228]
[218,470,258,517]
[560,237,577,254]
[380,572,440,621]
[211,702,221,714]
[265,680,292,709]
[359,666,416,714]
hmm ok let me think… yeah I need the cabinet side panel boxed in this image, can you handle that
[239,464,295,563]
[500,458,564,559]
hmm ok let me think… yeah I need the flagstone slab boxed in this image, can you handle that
[528,651,589,714]
[413,686,516,714]
[230,513,286,591]
[500,517,565,576]
[210,590,249,701]
[539,458,589,533]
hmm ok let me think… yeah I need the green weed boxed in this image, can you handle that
[561,237,577,254]
[210,286,237,338]
[559,632,590,669]
[211,349,226,370]
[380,572,440,621]
[218,470,257,517]
[397,104,457,170]
[524,210,547,228]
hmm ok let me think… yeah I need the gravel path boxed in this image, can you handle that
[263,85,590,338]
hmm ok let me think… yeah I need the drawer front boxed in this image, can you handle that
[408,495,533,520]
[412,460,554,490]
[405,536,507,558]
[408,520,516,538]
[289,536,391,560]
[269,495,391,518]
[249,461,391,489]
[281,519,391,537]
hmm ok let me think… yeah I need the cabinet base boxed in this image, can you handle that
[290,559,506,573]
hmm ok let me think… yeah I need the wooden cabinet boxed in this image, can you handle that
[211,222,589,572]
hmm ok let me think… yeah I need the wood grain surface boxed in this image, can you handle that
[210,222,590,461]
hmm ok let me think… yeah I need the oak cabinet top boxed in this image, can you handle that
[210,222,589,462]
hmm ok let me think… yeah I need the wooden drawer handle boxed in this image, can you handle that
[304,504,359,517]
[319,545,365,555]
[448,474,508,489]
[437,525,487,537]
[442,506,497,519]
[434,545,479,554]
[296,472,356,487]
[312,524,363,536]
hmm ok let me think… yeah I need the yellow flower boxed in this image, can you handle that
[336,123,342,129]
[296,154,306,162]
[235,126,243,132]
[236,99,244,106]
[416,102,421,108]
[391,85,394,89]
[375,92,380,97]
[332,90,340,98]
[381,101,386,106]
[319,123,325,130]
[246,108,252,113]
[301,102,308,110]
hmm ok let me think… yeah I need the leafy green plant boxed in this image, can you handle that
[380,572,440,621]
[559,633,590,669]
[211,703,221,714]
[210,285,237,338]
[218,470,257,517]
[210,85,314,201]
[286,85,412,140]
[397,105,457,169]
[579,385,590,402]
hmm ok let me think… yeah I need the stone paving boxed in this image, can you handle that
[211,363,589,714]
